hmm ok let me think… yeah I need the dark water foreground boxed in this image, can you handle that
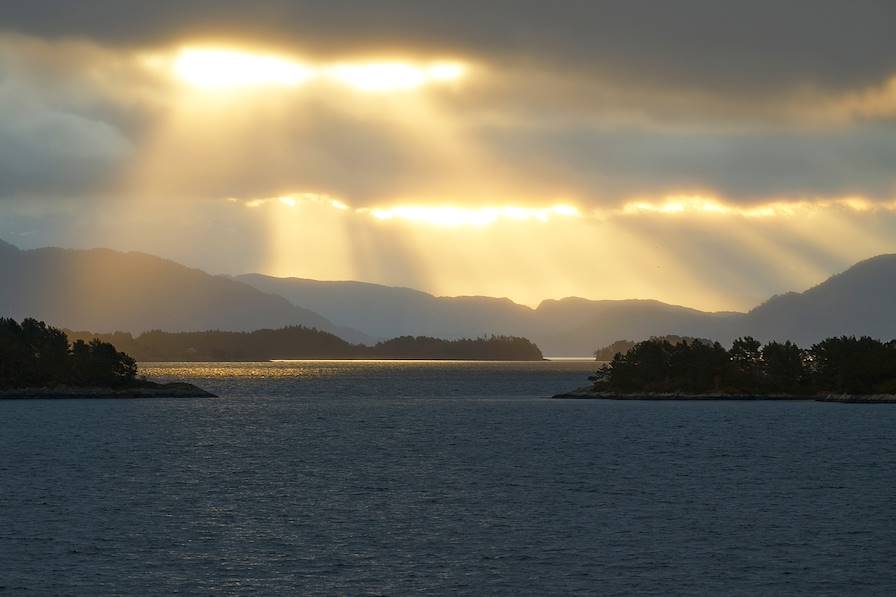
[552,388,896,402]
[2,361,895,596]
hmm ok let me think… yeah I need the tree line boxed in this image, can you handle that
[593,335,711,361]
[592,336,896,395]
[66,327,545,361]
[0,318,137,389]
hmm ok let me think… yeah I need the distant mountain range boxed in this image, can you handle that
[2,237,894,355]
[0,238,368,343]
[238,256,896,354]
[237,273,741,354]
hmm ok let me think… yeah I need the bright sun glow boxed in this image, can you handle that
[620,195,798,218]
[617,195,896,219]
[361,204,581,227]
[329,62,466,92]
[172,47,466,92]
[174,49,316,89]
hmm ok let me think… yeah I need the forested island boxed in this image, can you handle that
[66,327,545,361]
[593,335,711,361]
[0,318,213,398]
[556,336,896,402]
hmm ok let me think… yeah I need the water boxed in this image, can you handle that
[2,360,896,596]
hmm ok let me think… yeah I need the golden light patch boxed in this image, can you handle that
[171,47,467,92]
[173,49,316,89]
[328,62,466,92]
[616,195,896,219]
[360,204,581,227]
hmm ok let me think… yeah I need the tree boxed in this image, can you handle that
[761,341,806,393]
[21,318,70,385]
[0,318,139,388]
[810,336,895,394]
[729,336,762,390]
[589,334,896,395]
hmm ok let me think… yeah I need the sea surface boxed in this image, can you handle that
[2,360,896,596]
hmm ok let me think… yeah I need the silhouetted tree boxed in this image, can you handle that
[810,336,896,394]
[761,341,807,393]
[670,340,729,392]
[594,335,713,361]
[728,336,763,390]
[0,318,138,388]
[64,328,544,361]
[591,335,896,395]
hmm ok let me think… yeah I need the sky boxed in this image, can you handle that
[1,1,896,311]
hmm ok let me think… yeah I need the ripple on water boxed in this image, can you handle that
[2,361,896,595]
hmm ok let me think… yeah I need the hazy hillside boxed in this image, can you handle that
[236,274,536,339]
[0,240,366,341]
[740,254,896,344]
[237,274,739,355]
[5,238,894,356]
[66,327,544,361]
[241,256,896,355]
[531,299,741,356]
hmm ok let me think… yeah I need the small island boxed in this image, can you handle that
[554,336,896,403]
[0,317,214,398]
[66,327,545,362]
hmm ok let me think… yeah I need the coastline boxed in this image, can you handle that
[551,387,896,403]
[0,381,216,399]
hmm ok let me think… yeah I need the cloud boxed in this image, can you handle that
[1,29,895,211]
[1,5,895,312]
[0,35,146,199]
[5,1,896,94]
[476,121,896,203]
[0,91,133,196]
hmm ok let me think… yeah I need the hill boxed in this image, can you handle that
[6,238,895,356]
[241,256,896,355]
[530,298,740,355]
[237,274,739,355]
[0,239,367,342]
[67,327,545,361]
[741,254,896,344]
[235,274,536,340]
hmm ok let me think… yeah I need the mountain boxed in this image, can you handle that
[241,256,896,355]
[0,240,368,342]
[237,274,740,355]
[0,238,20,255]
[740,254,896,345]
[235,274,536,339]
[66,327,544,362]
[5,237,893,356]
[530,298,741,355]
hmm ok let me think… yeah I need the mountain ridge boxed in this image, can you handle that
[4,237,894,355]
[239,255,896,354]
[0,240,369,343]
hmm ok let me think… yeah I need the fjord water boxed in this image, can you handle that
[3,361,896,596]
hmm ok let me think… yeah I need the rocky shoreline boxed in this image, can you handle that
[551,387,896,403]
[0,381,216,399]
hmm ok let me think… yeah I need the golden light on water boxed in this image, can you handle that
[171,47,467,92]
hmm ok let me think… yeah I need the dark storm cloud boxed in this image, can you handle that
[479,122,896,201]
[0,37,138,198]
[1,2,895,206]
[4,0,896,94]
[0,108,131,197]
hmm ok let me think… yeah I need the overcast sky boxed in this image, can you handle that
[1,1,895,309]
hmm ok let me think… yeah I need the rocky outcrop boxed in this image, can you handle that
[551,388,896,403]
[0,381,215,399]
